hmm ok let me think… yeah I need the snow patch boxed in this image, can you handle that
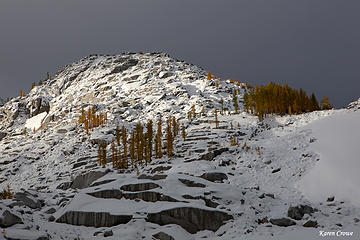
[297,110,360,206]
[25,112,47,131]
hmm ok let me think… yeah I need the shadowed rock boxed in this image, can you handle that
[270,218,296,227]
[138,174,167,180]
[56,211,132,227]
[153,232,175,240]
[120,182,160,192]
[71,171,109,189]
[13,191,43,209]
[199,148,229,161]
[87,189,123,199]
[303,220,318,228]
[147,207,233,234]
[88,189,179,203]
[179,179,206,188]
[288,205,315,220]
[90,179,116,187]
[0,210,23,228]
[151,166,172,174]
[0,132,6,141]
[200,172,228,183]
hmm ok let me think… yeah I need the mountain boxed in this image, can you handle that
[0,52,359,240]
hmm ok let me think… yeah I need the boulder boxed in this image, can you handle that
[303,220,318,228]
[27,97,50,117]
[147,207,233,234]
[56,182,72,190]
[199,148,229,161]
[272,168,281,174]
[56,211,132,227]
[0,132,6,141]
[70,170,109,189]
[120,182,160,192]
[159,71,173,79]
[90,179,116,187]
[0,210,23,228]
[45,208,56,214]
[88,189,179,203]
[153,232,175,240]
[151,166,172,174]
[104,230,113,237]
[287,205,315,220]
[13,191,43,209]
[270,218,296,227]
[179,179,206,188]
[110,59,138,74]
[200,172,228,183]
[87,189,122,199]
[138,174,167,181]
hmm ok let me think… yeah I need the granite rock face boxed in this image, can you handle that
[0,210,23,228]
[147,207,233,234]
[56,211,132,227]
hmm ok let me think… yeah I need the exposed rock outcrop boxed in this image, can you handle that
[70,170,109,189]
[270,218,296,227]
[200,172,228,183]
[287,205,315,220]
[120,182,160,192]
[56,211,132,227]
[199,148,229,161]
[0,210,23,228]
[147,207,233,234]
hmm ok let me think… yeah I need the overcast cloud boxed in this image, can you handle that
[1,0,359,107]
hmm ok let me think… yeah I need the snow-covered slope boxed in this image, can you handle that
[297,109,360,205]
[0,53,359,239]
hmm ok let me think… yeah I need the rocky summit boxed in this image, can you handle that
[0,52,359,239]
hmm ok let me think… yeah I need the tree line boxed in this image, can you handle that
[243,82,332,120]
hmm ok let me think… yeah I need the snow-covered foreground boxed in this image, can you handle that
[298,109,360,206]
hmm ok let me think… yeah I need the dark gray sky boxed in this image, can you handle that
[1,0,359,107]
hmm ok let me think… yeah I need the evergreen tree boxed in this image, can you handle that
[214,108,219,128]
[311,93,319,111]
[129,130,135,165]
[233,89,239,114]
[145,120,153,163]
[102,142,107,168]
[321,95,333,110]
[220,98,224,115]
[121,126,127,161]
[181,123,186,141]
[166,117,174,157]
[155,119,162,158]
[201,105,205,116]
[191,105,196,119]
[172,117,178,137]
[97,145,102,166]
[135,122,144,163]
[116,125,121,146]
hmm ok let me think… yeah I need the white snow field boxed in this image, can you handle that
[298,109,360,206]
